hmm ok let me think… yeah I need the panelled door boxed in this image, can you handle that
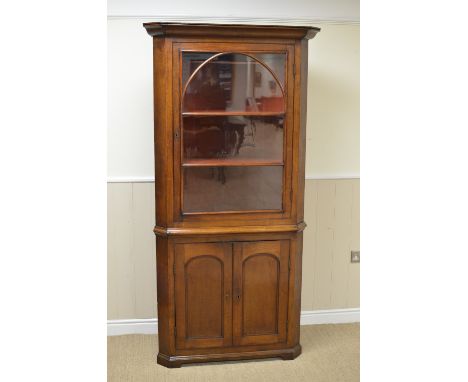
[174,240,289,349]
[233,240,290,346]
[174,242,233,349]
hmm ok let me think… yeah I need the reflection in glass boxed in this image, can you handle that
[182,53,286,113]
[183,116,283,162]
[183,166,283,213]
[182,52,214,87]
[254,53,286,87]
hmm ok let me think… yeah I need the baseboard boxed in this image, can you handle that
[107,318,157,336]
[107,308,359,336]
[299,308,360,325]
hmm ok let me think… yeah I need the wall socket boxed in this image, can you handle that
[351,251,360,263]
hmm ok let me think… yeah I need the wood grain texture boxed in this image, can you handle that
[154,223,306,236]
[232,241,289,346]
[242,255,279,335]
[174,242,232,349]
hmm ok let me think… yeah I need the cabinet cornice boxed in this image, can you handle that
[143,22,320,40]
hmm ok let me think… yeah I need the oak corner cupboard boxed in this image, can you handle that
[143,22,320,368]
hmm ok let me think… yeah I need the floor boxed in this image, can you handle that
[108,323,360,382]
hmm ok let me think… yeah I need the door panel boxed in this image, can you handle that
[174,242,232,349]
[233,240,290,345]
[242,254,279,335]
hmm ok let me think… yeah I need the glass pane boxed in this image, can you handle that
[183,115,284,162]
[254,53,286,87]
[182,52,214,87]
[183,166,283,213]
[182,53,285,113]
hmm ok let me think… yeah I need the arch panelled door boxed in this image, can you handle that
[144,22,320,367]
[174,240,289,350]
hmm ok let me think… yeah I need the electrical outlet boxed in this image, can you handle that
[351,250,360,263]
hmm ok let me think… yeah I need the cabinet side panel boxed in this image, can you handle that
[156,236,170,354]
[153,38,172,227]
[295,39,308,223]
[287,232,303,345]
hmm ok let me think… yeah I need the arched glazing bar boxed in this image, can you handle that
[181,52,286,113]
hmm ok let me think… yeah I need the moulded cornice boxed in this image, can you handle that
[143,22,320,40]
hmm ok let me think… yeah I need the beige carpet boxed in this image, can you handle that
[108,323,359,382]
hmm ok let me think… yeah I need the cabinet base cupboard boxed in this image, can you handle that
[143,23,320,368]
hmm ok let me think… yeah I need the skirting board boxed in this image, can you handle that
[107,308,360,336]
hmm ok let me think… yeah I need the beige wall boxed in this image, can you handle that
[307,24,360,177]
[107,22,360,320]
[107,179,360,320]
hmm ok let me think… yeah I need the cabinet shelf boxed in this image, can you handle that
[182,111,285,117]
[188,60,276,65]
[182,159,284,167]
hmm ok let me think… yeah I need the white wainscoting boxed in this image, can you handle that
[107,308,360,336]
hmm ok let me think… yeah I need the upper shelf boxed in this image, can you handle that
[183,159,284,167]
[182,111,285,117]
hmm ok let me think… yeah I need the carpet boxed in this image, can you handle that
[108,323,359,381]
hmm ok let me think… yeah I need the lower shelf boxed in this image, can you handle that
[157,344,301,368]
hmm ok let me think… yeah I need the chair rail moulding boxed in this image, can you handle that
[106,174,360,183]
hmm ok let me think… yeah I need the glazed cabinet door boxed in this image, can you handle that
[174,242,232,349]
[172,43,295,223]
[233,240,290,346]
